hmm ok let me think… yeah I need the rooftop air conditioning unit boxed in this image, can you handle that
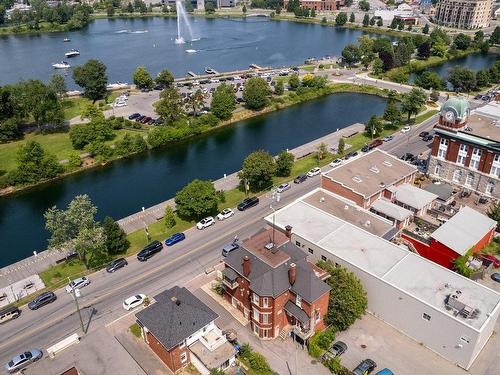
[265,243,274,250]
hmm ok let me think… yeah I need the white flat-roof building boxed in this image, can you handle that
[265,188,500,370]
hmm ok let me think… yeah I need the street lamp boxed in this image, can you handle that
[68,278,85,334]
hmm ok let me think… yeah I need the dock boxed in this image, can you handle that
[187,71,198,77]
[249,63,263,69]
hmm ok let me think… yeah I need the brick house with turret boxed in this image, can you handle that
[221,228,331,343]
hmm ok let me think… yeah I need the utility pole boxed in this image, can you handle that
[68,278,85,334]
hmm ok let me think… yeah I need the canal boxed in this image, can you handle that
[0,92,387,267]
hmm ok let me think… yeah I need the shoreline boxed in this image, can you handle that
[0,83,392,198]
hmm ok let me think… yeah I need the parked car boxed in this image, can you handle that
[369,139,383,149]
[419,131,430,138]
[422,134,434,142]
[383,135,393,142]
[353,359,377,375]
[474,94,483,100]
[114,101,127,108]
[294,174,307,184]
[106,258,128,273]
[197,216,215,230]
[65,277,90,293]
[237,197,259,211]
[375,369,394,375]
[137,240,163,261]
[330,159,342,167]
[128,113,141,120]
[0,306,21,324]
[28,292,57,310]
[491,273,500,283]
[140,116,152,124]
[361,144,370,153]
[401,126,411,133]
[344,151,358,160]
[135,115,145,122]
[164,233,186,246]
[328,341,347,358]
[217,208,234,221]
[401,153,416,162]
[307,167,321,177]
[277,183,291,193]
[122,294,147,311]
[480,254,500,268]
[5,349,42,373]
[222,241,240,257]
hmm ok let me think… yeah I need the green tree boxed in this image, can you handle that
[209,369,225,375]
[288,73,300,90]
[379,50,395,71]
[154,86,184,123]
[490,26,500,45]
[238,150,276,191]
[475,69,490,88]
[0,118,22,143]
[390,17,397,29]
[341,44,361,67]
[74,226,108,269]
[335,12,347,26]
[69,117,113,149]
[369,16,376,26]
[127,2,134,12]
[376,18,383,27]
[317,142,328,160]
[48,74,67,97]
[401,88,427,121]
[210,83,236,120]
[156,69,174,87]
[359,0,370,11]
[474,30,484,43]
[164,205,176,228]
[337,137,345,155]
[275,150,294,177]
[487,201,500,230]
[394,42,411,67]
[7,141,63,186]
[67,151,82,168]
[415,71,445,90]
[349,12,355,23]
[243,77,271,110]
[453,33,471,50]
[274,80,284,95]
[102,216,130,255]
[242,4,247,13]
[365,115,383,137]
[422,23,429,34]
[73,59,108,102]
[133,65,153,89]
[318,261,367,331]
[106,3,114,16]
[372,58,384,75]
[448,66,476,93]
[417,40,431,59]
[362,13,369,27]
[383,100,402,127]
[431,41,447,57]
[186,89,204,116]
[175,179,218,219]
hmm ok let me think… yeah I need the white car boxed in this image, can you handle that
[210,78,220,83]
[307,167,321,177]
[114,101,127,108]
[65,277,90,293]
[197,216,215,230]
[123,294,147,311]
[277,183,291,193]
[401,126,411,133]
[329,159,342,168]
[217,208,234,221]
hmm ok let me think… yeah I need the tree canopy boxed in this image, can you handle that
[175,179,219,219]
[133,65,153,89]
[243,77,271,110]
[102,216,130,255]
[211,83,236,120]
[238,150,276,191]
[275,150,294,177]
[154,86,184,123]
[156,69,175,87]
[73,59,108,102]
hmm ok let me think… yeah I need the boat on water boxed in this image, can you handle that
[52,61,70,69]
[205,67,217,74]
[63,38,71,42]
[185,49,197,53]
[65,49,80,58]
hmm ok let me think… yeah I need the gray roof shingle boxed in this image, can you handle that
[135,286,218,350]
[284,300,310,324]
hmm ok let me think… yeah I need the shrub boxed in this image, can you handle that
[308,328,335,358]
[129,323,142,338]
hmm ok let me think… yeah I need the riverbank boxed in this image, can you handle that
[0,82,393,197]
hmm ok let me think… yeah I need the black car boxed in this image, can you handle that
[329,341,347,357]
[28,291,57,310]
[106,258,128,273]
[237,197,259,211]
[353,359,377,375]
[345,151,358,160]
[419,131,430,138]
[128,113,141,120]
[137,240,163,261]
[422,134,434,142]
[401,152,416,162]
[153,84,165,91]
[361,145,370,153]
[135,115,146,123]
[294,174,307,184]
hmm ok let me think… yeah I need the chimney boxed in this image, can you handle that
[289,263,296,285]
[243,255,251,277]
[285,225,292,239]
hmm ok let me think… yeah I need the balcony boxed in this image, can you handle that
[292,325,314,341]
[222,277,238,290]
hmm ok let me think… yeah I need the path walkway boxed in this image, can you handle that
[117,123,364,234]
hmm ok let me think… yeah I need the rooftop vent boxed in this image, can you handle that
[320,197,325,203]
[369,166,380,174]
[379,182,386,188]
[352,176,362,183]
[383,161,392,167]
[444,293,480,320]
[265,242,274,250]
[171,297,177,303]
[344,205,349,210]
[176,300,181,306]
[365,220,371,227]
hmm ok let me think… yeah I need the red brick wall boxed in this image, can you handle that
[447,140,459,163]
[283,0,337,10]
[145,332,189,373]
[431,135,440,157]
[321,177,365,207]
[224,274,251,316]
[482,151,496,175]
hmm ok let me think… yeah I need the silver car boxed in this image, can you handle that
[5,349,42,373]
[65,276,90,293]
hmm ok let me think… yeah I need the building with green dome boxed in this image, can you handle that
[428,98,500,200]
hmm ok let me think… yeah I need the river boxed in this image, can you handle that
[0,17,391,88]
[0,93,387,267]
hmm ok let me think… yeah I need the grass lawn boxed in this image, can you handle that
[62,92,121,120]
[39,259,87,290]
[129,323,142,338]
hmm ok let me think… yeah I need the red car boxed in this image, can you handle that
[480,254,500,268]
[369,139,384,149]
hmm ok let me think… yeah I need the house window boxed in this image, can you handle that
[437,138,448,159]
[262,328,269,338]
[253,310,260,322]
[296,295,302,308]
[452,169,462,183]
[262,313,270,324]
[315,310,320,323]
[179,341,185,349]
[253,293,260,305]
[423,313,431,321]
[180,352,188,364]
[253,324,260,335]
[460,335,471,344]
[456,144,468,166]
[262,297,269,308]
[465,173,474,187]
[434,164,442,176]
[321,255,327,261]
[486,181,495,195]
[470,148,481,170]
[308,248,314,254]
[490,155,500,177]
[295,241,301,247]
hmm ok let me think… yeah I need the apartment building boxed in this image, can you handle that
[435,0,492,29]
